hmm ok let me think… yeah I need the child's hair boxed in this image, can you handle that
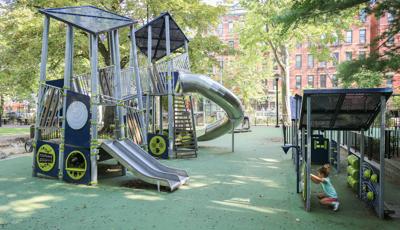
[318,166,330,177]
[323,164,331,173]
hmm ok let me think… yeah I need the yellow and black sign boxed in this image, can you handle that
[149,135,167,156]
[36,144,56,172]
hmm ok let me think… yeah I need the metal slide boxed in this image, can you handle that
[100,139,189,191]
[179,72,244,141]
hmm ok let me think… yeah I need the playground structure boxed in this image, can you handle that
[283,88,394,219]
[32,6,244,191]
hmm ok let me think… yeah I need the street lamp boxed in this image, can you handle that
[275,76,280,128]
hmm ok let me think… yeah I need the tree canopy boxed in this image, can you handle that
[0,0,226,99]
[276,0,400,88]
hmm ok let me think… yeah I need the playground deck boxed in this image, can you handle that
[0,127,399,230]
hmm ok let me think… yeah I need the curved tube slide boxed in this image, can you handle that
[179,72,244,141]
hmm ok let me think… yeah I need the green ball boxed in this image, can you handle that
[367,191,374,201]
[371,174,378,183]
[364,169,372,179]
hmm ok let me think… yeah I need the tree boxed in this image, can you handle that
[239,0,355,122]
[276,0,400,89]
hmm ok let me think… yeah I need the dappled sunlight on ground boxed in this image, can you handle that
[212,197,286,214]
[0,195,63,218]
[124,191,165,201]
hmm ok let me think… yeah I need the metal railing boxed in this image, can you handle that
[37,83,63,140]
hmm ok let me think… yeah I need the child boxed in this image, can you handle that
[310,165,339,211]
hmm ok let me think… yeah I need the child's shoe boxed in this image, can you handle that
[332,202,339,212]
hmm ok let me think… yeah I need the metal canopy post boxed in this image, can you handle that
[300,127,305,193]
[359,129,365,198]
[147,25,153,134]
[59,24,74,179]
[112,30,124,140]
[184,40,190,70]
[165,15,174,158]
[129,26,147,146]
[306,96,311,211]
[89,34,99,185]
[379,96,386,219]
[33,15,50,177]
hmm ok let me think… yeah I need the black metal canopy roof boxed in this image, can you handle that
[299,88,392,131]
[39,6,136,34]
[134,12,189,61]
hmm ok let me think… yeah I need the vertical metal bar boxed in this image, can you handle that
[337,131,341,173]
[378,96,386,219]
[300,127,305,193]
[165,15,174,158]
[129,26,147,145]
[360,129,365,198]
[159,96,163,134]
[329,130,332,166]
[33,16,50,177]
[306,96,311,212]
[90,34,99,185]
[59,24,73,179]
[146,25,152,135]
[112,30,124,139]
[231,120,235,152]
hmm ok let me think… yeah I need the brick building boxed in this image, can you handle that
[290,12,400,95]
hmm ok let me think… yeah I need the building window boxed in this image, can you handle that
[296,42,302,49]
[228,40,234,48]
[359,9,367,23]
[307,54,314,68]
[332,74,338,87]
[333,33,340,46]
[345,51,352,61]
[228,21,234,33]
[387,35,394,46]
[308,75,314,88]
[388,13,394,24]
[319,61,327,68]
[332,52,339,66]
[386,73,394,88]
[270,101,275,110]
[295,54,302,69]
[320,75,326,88]
[359,29,366,44]
[217,23,223,36]
[359,51,366,59]
[345,30,352,43]
[295,75,302,89]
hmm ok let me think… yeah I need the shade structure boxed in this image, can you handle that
[299,88,392,131]
[134,12,189,61]
[39,6,136,34]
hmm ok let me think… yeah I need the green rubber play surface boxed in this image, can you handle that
[0,127,399,229]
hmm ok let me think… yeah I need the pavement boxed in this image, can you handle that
[0,127,399,230]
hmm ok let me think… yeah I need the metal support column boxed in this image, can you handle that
[306,96,311,212]
[59,24,74,179]
[378,96,386,219]
[33,16,50,177]
[129,26,147,146]
[359,129,365,198]
[184,40,190,71]
[145,25,152,135]
[89,34,99,185]
[112,30,124,140]
[165,15,174,158]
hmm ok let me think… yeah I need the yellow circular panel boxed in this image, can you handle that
[65,151,87,180]
[149,136,167,156]
[36,144,56,172]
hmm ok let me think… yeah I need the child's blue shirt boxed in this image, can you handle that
[321,177,338,198]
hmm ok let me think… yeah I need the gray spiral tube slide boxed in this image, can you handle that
[179,72,244,141]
